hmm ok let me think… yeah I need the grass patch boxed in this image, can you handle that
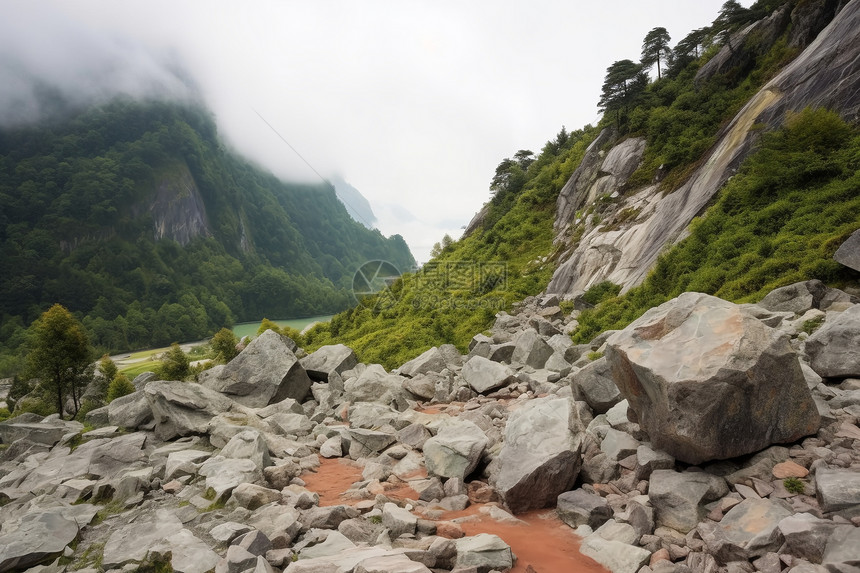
[120,360,162,378]
[800,316,825,335]
[783,477,805,495]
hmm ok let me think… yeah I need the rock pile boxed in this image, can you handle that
[1,281,859,573]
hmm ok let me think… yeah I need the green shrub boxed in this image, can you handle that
[210,327,239,362]
[106,374,135,403]
[783,477,805,494]
[800,316,825,335]
[156,343,190,381]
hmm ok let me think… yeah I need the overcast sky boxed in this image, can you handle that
[2,1,745,263]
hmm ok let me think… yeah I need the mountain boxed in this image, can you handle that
[330,175,378,229]
[305,0,860,368]
[0,98,414,369]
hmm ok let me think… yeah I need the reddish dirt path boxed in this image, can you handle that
[301,456,609,573]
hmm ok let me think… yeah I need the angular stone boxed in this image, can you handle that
[145,380,237,441]
[491,396,583,514]
[778,513,838,563]
[301,344,358,382]
[758,280,827,314]
[301,505,360,531]
[806,304,860,378]
[382,502,417,538]
[834,229,860,272]
[103,509,184,568]
[354,554,433,573]
[461,356,517,394]
[700,498,793,561]
[510,330,554,369]
[320,435,343,458]
[423,420,488,480]
[600,428,639,461]
[580,534,651,573]
[822,525,860,572]
[0,507,89,572]
[454,534,513,573]
[0,417,82,447]
[557,489,613,529]
[344,365,407,405]
[267,412,313,437]
[397,347,448,378]
[231,483,281,510]
[204,329,312,407]
[815,468,860,513]
[155,528,221,573]
[347,428,396,459]
[220,429,271,470]
[571,356,622,414]
[198,457,261,502]
[649,469,729,533]
[210,522,253,544]
[165,449,211,481]
[107,391,153,429]
[606,293,820,465]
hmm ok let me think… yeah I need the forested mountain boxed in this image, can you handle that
[306,0,860,367]
[0,98,414,370]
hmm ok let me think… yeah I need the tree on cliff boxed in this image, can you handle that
[598,60,648,124]
[641,27,672,80]
[26,304,93,419]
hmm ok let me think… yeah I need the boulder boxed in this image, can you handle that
[699,498,793,562]
[344,364,407,406]
[165,449,212,481]
[153,529,221,573]
[822,525,860,572]
[490,396,583,513]
[107,391,153,429]
[778,513,838,563]
[231,483,282,510]
[570,356,622,414]
[0,506,95,572]
[510,330,554,368]
[453,534,514,573]
[606,293,820,465]
[102,509,184,568]
[579,534,651,573]
[0,417,82,447]
[144,380,237,441]
[347,428,396,459]
[758,280,827,313]
[397,347,447,378]
[423,420,488,479]
[300,344,358,383]
[460,356,516,394]
[806,304,860,378]
[557,489,613,529]
[834,228,860,272]
[220,429,271,469]
[649,469,729,533]
[382,502,417,537]
[815,468,860,513]
[204,329,312,407]
[198,456,261,502]
[354,554,432,573]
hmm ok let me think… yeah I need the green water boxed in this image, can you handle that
[232,315,333,339]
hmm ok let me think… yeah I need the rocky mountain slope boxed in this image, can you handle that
[1,279,859,573]
[547,0,860,297]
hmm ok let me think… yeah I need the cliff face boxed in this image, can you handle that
[150,164,211,246]
[546,0,860,298]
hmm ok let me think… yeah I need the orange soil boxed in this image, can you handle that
[302,456,609,573]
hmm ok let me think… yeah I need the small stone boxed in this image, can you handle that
[772,461,809,479]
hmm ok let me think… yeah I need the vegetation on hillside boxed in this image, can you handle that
[0,98,413,374]
[304,126,598,368]
[573,108,860,342]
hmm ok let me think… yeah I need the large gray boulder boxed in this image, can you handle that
[453,534,514,573]
[460,356,516,394]
[758,280,827,313]
[606,293,820,464]
[107,390,153,429]
[102,509,184,569]
[396,347,447,378]
[0,417,82,446]
[344,364,407,406]
[649,469,728,533]
[510,330,553,368]
[423,420,488,479]
[490,396,583,514]
[144,380,237,441]
[557,489,613,529]
[806,304,860,379]
[0,506,97,572]
[300,344,358,383]
[570,356,621,414]
[815,468,860,513]
[699,498,793,562]
[203,329,312,407]
[834,228,860,272]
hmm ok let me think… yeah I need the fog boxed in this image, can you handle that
[1,1,742,262]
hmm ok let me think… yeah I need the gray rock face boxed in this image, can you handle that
[460,356,516,394]
[107,391,153,429]
[0,507,92,572]
[815,468,860,513]
[0,417,82,446]
[300,344,358,383]
[557,489,613,529]
[579,534,651,573]
[806,304,860,379]
[491,396,582,513]
[454,534,514,573]
[758,280,827,313]
[220,429,271,469]
[510,329,554,369]
[382,502,417,538]
[344,364,406,405]
[204,329,312,407]
[423,420,488,479]
[571,356,621,414]
[822,525,860,572]
[700,498,793,562]
[778,513,838,563]
[397,347,447,378]
[103,509,184,568]
[606,293,820,464]
[649,469,729,533]
[834,228,860,272]
[145,380,237,441]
